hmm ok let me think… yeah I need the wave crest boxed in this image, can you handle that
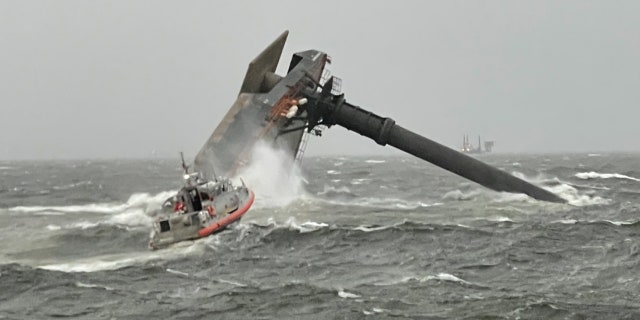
[575,171,640,182]
[8,190,175,215]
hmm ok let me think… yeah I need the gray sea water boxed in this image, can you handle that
[1,152,640,319]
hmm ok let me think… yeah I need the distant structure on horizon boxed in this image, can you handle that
[461,135,494,154]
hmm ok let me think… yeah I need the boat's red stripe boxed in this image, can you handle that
[197,190,255,238]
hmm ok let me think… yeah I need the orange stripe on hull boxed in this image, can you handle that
[197,191,255,238]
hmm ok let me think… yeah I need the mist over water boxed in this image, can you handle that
[1,153,640,319]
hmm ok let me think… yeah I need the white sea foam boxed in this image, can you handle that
[546,183,611,206]
[552,219,578,225]
[601,220,636,226]
[575,171,640,182]
[233,142,306,208]
[52,180,93,191]
[45,222,98,231]
[69,221,101,229]
[337,288,361,299]
[363,308,386,315]
[554,218,637,226]
[166,268,189,277]
[39,243,203,273]
[500,171,612,206]
[327,170,341,175]
[490,192,533,203]
[40,256,143,273]
[487,216,513,223]
[107,208,152,227]
[8,190,175,215]
[316,185,352,196]
[34,211,65,216]
[445,182,570,205]
[350,178,371,185]
[566,182,610,191]
[44,210,150,232]
[362,197,438,210]
[75,282,114,291]
[10,203,127,214]
[423,273,471,285]
[217,279,248,287]
[442,189,482,201]
[257,218,407,235]
[319,195,440,210]
[352,225,394,232]
[511,171,538,181]
[284,217,328,233]
[365,159,385,164]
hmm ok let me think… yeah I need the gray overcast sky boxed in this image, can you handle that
[1,1,639,160]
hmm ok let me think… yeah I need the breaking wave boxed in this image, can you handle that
[253,219,448,236]
[546,183,611,206]
[509,171,612,206]
[442,189,483,201]
[51,180,94,191]
[43,207,155,232]
[552,219,640,227]
[282,217,329,233]
[575,171,640,182]
[7,191,175,215]
[422,272,472,285]
[316,185,355,197]
[316,195,440,210]
[375,272,481,288]
[34,215,640,274]
[442,188,534,204]
[337,288,361,299]
[233,142,307,208]
[350,178,371,185]
[38,244,203,273]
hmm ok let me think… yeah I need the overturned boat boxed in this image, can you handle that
[192,31,564,203]
[148,172,255,250]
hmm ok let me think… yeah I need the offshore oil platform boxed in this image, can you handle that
[193,31,564,203]
[461,135,494,154]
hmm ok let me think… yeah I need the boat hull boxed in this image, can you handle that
[149,189,254,250]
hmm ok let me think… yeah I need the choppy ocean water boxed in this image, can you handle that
[1,153,640,319]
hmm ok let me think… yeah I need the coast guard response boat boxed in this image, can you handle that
[148,155,254,250]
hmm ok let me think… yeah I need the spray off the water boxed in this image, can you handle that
[233,142,306,208]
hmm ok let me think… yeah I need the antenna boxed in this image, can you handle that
[180,152,189,174]
[211,163,218,182]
